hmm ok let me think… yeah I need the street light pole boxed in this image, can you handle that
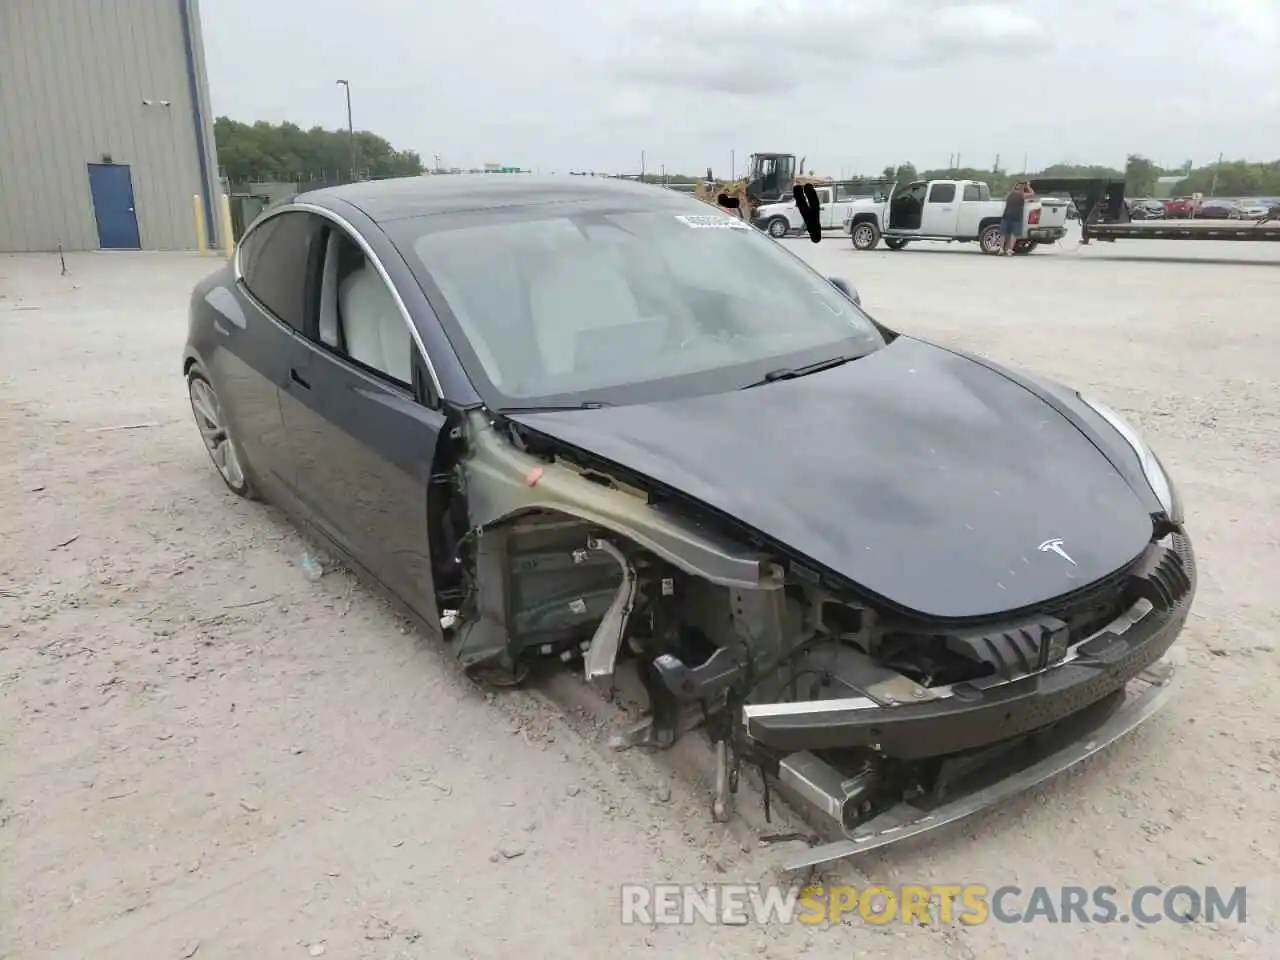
[336,79,355,181]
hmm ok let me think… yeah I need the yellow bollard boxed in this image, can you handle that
[193,194,208,254]
[219,194,235,259]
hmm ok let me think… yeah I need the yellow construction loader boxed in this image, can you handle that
[695,152,832,222]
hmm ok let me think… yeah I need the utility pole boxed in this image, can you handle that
[336,80,355,181]
[1209,151,1224,197]
[641,150,646,180]
[730,150,735,180]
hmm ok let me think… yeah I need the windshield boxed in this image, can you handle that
[399,207,884,407]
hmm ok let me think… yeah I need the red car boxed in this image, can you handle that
[1164,197,1200,218]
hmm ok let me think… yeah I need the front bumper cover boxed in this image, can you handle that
[745,532,1195,758]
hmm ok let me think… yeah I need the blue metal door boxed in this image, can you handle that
[87,163,141,249]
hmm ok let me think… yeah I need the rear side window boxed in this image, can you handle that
[928,183,956,203]
[238,211,317,330]
[963,184,982,202]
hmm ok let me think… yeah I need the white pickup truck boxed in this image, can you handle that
[841,179,1070,254]
[752,182,893,238]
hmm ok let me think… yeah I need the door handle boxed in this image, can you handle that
[289,368,311,389]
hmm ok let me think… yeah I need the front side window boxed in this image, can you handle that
[314,227,413,386]
[928,183,956,203]
[238,211,317,330]
[397,207,885,407]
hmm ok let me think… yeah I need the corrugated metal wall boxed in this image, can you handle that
[0,0,220,252]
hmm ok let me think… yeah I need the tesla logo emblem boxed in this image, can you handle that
[1038,539,1077,565]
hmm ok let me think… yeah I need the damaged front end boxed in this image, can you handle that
[438,409,1195,869]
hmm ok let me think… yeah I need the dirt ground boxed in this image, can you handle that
[1,230,1276,959]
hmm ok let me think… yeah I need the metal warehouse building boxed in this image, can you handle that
[0,0,222,252]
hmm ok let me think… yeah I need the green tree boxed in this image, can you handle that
[1038,162,1125,181]
[1123,155,1161,196]
[1173,160,1280,197]
[882,163,918,190]
[214,117,423,183]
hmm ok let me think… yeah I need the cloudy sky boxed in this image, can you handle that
[200,0,1280,177]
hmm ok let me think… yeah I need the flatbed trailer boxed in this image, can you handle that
[1026,177,1280,245]
[1083,219,1280,242]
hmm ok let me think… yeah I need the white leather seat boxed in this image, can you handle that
[318,231,342,347]
[338,265,412,385]
[527,253,643,376]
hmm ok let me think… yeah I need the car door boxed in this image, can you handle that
[280,216,447,625]
[221,209,324,500]
[921,181,960,235]
[819,189,844,230]
[956,182,989,237]
[828,186,856,232]
[887,181,928,232]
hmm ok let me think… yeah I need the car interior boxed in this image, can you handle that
[318,229,413,386]
[419,226,702,395]
[526,249,670,378]
[889,182,928,230]
[408,214,869,401]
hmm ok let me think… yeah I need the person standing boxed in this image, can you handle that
[1001,181,1034,255]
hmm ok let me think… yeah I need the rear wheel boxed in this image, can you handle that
[850,221,881,251]
[979,224,1005,255]
[187,368,259,499]
[766,217,790,238]
[884,237,909,250]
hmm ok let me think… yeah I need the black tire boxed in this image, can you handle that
[979,224,1005,255]
[186,366,260,500]
[850,220,881,251]
[884,237,909,250]
[766,217,790,238]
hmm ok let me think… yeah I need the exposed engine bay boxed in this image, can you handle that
[433,409,1194,868]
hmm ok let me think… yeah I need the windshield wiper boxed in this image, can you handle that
[741,354,860,389]
[493,400,612,414]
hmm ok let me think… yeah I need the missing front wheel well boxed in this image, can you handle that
[427,413,471,604]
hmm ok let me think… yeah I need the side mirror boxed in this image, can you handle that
[828,276,861,306]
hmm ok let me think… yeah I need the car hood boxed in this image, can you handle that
[507,337,1155,620]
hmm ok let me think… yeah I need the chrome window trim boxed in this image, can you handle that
[232,202,444,401]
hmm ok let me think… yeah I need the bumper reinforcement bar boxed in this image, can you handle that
[775,656,1178,872]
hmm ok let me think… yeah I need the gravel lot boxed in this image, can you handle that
[1,229,1277,958]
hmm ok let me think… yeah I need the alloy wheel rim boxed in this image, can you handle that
[854,225,873,246]
[770,219,788,237]
[189,378,245,488]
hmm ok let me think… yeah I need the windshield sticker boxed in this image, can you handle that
[674,214,751,230]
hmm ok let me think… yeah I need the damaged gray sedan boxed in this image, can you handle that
[184,175,1195,870]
